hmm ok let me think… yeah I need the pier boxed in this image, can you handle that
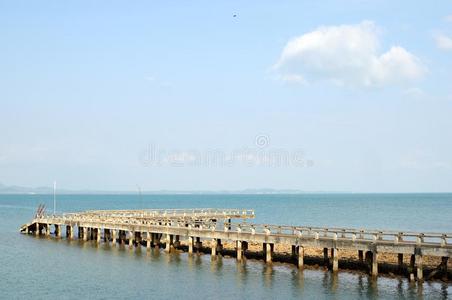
[20,208,451,281]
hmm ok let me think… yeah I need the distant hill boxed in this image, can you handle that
[0,182,344,195]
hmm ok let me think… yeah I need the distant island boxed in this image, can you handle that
[0,183,346,195]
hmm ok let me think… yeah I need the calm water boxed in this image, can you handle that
[0,193,451,299]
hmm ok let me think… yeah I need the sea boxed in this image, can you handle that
[0,193,451,299]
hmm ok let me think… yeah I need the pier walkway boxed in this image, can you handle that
[20,208,451,281]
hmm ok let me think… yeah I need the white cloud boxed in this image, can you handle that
[274,21,425,87]
[435,34,452,50]
[445,15,452,22]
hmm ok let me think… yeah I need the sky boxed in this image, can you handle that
[1,1,452,192]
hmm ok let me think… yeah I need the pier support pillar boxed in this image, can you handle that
[67,226,74,239]
[298,246,304,269]
[323,248,329,266]
[398,254,403,270]
[195,237,202,253]
[146,232,151,250]
[152,233,160,248]
[188,237,194,254]
[46,224,51,236]
[211,239,218,257]
[331,248,339,272]
[415,255,423,281]
[173,235,181,249]
[410,254,415,279]
[165,234,173,253]
[291,245,297,258]
[55,225,61,238]
[111,230,116,244]
[103,229,109,242]
[371,251,378,277]
[236,241,243,261]
[128,231,134,247]
[83,227,88,241]
[96,228,101,243]
[441,257,449,280]
[216,239,223,255]
[358,250,363,263]
[264,243,273,264]
[35,223,40,235]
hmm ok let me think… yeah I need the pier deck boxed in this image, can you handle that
[20,208,451,281]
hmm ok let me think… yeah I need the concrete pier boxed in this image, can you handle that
[20,208,452,281]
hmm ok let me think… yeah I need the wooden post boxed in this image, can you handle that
[331,248,339,272]
[96,228,101,243]
[298,246,304,269]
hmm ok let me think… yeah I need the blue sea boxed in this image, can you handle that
[0,193,451,299]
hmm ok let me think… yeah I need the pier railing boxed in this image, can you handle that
[63,208,254,219]
[29,214,451,247]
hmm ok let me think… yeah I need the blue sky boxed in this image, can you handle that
[1,1,452,192]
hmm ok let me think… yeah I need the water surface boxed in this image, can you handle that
[0,194,451,299]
